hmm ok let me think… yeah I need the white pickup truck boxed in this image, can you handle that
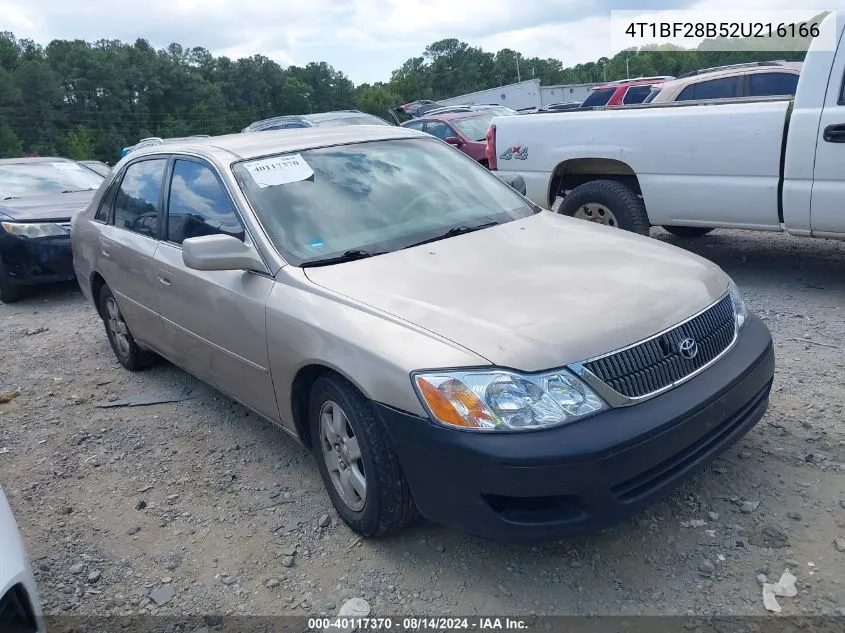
[489,12,845,240]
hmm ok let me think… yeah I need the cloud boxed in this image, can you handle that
[3,0,841,85]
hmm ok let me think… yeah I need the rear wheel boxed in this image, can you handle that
[558,180,650,236]
[99,284,157,370]
[662,226,714,238]
[0,261,21,303]
[309,374,417,537]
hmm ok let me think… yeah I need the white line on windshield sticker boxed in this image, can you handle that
[244,153,314,188]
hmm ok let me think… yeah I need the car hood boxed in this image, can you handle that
[0,190,96,221]
[303,212,730,371]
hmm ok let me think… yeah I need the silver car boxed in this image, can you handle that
[71,126,775,540]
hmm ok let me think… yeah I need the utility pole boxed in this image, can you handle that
[626,56,630,79]
[516,52,521,83]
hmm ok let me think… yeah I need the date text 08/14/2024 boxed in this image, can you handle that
[308,617,528,630]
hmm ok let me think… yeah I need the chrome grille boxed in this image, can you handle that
[584,295,735,399]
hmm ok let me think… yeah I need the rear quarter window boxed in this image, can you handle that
[581,88,615,107]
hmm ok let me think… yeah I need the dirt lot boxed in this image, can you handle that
[1,228,844,620]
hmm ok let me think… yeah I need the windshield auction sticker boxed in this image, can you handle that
[244,153,314,188]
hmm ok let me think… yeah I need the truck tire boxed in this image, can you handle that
[558,180,650,236]
[662,226,714,238]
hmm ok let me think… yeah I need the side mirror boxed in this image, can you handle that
[444,136,463,146]
[182,234,266,273]
[494,173,527,196]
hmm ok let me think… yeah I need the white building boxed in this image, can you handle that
[437,79,602,110]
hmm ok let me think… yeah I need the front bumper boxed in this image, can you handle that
[376,314,774,541]
[0,232,74,286]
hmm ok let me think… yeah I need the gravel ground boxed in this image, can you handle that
[1,228,844,620]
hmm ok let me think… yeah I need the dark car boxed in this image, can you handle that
[242,110,392,132]
[0,157,103,302]
[401,110,499,166]
[81,160,112,177]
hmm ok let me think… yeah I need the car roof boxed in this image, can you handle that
[407,110,493,123]
[0,156,76,165]
[120,126,425,164]
[656,62,802,94]
[593,78,667,90]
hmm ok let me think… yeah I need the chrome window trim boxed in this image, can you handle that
[568,291,738,408]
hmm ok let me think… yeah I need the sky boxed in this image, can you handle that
[0,0,838,86]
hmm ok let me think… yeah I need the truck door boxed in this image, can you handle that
[810,25,845,235]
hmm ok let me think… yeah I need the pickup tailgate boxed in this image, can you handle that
[493,100,791,230]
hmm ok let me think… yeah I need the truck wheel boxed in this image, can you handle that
[310,374,418,537]
[662,226,714,238]
[558,180,650,236]
[0,260,21,303]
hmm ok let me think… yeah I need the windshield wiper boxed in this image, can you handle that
[402,221,499,249]
[3,196,19,200]
[299,249,385,268]
[61,188,95,193]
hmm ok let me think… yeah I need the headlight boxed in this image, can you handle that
[413,368,607,431]
[1,221,67,238]
[727,279,748,330]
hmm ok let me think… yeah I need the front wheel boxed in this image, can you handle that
[557,180,650,236]
[309,374,417,537]
[662,226,714,238]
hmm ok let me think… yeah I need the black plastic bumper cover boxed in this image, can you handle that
[0,232,74,286]
[375,314,775,541]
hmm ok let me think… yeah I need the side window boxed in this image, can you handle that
[404,121,426,131]
[285,122,309,128]
[691,77,742,100]
[113,159,166,238]
[622,85,653,105]
[94,181,118,222]
[676,85,696,101]
[749,72,800,97]
[425,121,456,140]
[167,160,245,245]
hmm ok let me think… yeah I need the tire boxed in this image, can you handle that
[558,179,650,236]
[662,226,715,238]
[309,374,417,537]
[99,284,157,370]
[0,260,21,303]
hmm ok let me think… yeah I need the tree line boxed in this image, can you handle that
[0,27,812,162]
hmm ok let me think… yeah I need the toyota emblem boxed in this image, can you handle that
[678,337,698,360]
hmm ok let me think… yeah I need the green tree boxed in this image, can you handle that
[64,124,95,159]
[0,124,22,157]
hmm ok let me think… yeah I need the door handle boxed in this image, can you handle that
[823,123,845,143]
[101,248,111,258]
[157,274,171,287]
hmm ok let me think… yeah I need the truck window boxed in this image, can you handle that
[691,76,743,100]
[676,85,696,101]
[748,72,800,97]
[622,85,654,104]
[581,88,615,108]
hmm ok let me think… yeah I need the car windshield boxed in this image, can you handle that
[232,137,536,266]
[311,115,391,127]
[581,88,615,107]
[0,161,104,199]
[452,115,494,141]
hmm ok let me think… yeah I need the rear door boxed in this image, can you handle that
[97,157,168,347]
[154,156,280,421]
